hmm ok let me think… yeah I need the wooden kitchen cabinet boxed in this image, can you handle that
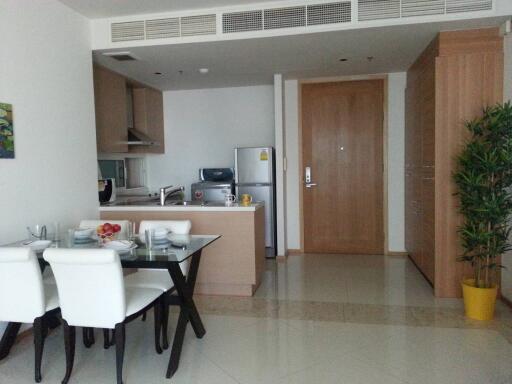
[93,65,165,154]
[93,65,128,153]
[405,28,503,297]
[131,87,165,154]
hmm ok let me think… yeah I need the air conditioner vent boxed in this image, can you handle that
[111,21,145,42]
[145,18,180,39]
[264,6,306,30]
[358,0,401,21]
[223,10,263,33]
[446,0,492,13]
[181,14,217,36]
[402,0,445,17]
[307,2,351,25]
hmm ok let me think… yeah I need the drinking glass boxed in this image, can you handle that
[53,222,61,241]
[67,229,75,247]
[27,224,47,240]
[145,229,155,250]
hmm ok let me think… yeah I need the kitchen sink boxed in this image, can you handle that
[170,200,205,206]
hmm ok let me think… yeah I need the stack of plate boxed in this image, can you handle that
[74,228,95,244]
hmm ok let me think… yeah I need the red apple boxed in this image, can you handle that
[112,224,121,233]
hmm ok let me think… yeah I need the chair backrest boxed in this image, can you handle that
[0,248,46,323]
[43,248,126,329]
[138,220,192,236]
[79,220,130,238]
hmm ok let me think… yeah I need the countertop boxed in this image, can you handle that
[99,202,264,212]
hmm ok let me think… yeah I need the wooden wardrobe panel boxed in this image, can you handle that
[434,52,504,297]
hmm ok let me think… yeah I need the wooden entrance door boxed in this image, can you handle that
[301,80,384,254]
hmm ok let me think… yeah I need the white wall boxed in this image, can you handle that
[147,86,275,198]
[283,73,407,252]
[284,80,301,250]
[0,0,98,333]
[387,73,407,252]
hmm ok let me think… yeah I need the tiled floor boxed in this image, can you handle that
[1,254,512,384]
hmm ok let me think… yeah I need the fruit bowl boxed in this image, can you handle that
[96,222,122,244]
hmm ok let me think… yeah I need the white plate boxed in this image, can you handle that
[23,240,52,252]
[103,241,138,254]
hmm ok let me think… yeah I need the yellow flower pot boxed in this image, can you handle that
[461,279,498,321]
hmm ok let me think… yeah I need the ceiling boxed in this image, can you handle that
[93,16,508,91]
[59,0,284,18]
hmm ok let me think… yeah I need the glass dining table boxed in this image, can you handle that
[0,232,221,379]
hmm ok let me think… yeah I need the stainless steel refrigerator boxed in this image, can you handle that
[235,147,276,256]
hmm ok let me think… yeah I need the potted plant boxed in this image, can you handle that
[454,102,512,321]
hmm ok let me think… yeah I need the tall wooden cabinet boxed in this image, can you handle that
[405,28,504,297]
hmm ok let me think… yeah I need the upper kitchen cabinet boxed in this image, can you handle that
[93,65,128,153]
[131,87,165,154]
[93,64,165,154]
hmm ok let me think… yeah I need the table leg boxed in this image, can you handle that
[165,250,205,378]
[0,322,21,360]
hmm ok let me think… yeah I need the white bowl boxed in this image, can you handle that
[153,228,169,239]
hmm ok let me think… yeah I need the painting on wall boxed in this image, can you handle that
[0,103,14,159]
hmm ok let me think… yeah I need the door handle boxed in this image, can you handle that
[306,183,317,188]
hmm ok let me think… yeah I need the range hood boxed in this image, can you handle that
[127,128,158,146]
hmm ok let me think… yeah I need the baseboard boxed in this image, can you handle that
[287,249,303,255]
[276,255,287,262]
[386,251,409,257]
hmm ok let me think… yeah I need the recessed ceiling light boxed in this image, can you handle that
[199,68,209,74]
[339,58,348,62]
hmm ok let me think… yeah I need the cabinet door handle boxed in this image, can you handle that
[306,183,317,188]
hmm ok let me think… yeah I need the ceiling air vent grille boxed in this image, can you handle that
[264,6,306,30]
[223,10,263,33]
[145,18,180,39]
[402,0,445,17]
[111,21,145,42]
[307,2,351,25]
[358,0,401,21]
[181,14,217,36]
[446,0,492,13]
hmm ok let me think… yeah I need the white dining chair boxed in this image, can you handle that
[43,248,163,384]
[124,220,191,349]
[75,220,130,349]
[0,248,59,383]
[79,220,131,239]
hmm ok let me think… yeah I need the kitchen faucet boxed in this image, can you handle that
[159,185,185,206]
